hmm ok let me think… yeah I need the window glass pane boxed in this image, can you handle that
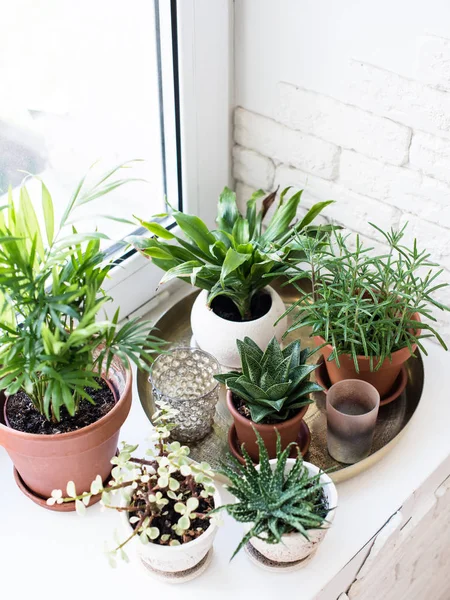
[0,0,166,242]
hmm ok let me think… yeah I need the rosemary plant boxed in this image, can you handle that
[49,402,218,566]
[284,224,449,370]
[0,164,165,421]
[214,429,329,559]
[129,186,333,320]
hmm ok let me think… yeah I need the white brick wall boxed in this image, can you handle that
[418,34,450,92]
[233,37,450,343]
[277,82,411,166]
[409,131,450,184]
[234,107,340,180]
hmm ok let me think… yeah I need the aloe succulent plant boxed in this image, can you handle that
[214,429,329,558]
[215,337,322,423]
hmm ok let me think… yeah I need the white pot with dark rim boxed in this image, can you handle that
[121,486,222,581]
[244,459,337,564]
[190,286,287,369]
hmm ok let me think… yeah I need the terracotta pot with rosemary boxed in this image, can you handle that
[53,401,221,580]
[284,224,449,398]
[0,164,165,508]
[215,336,322,461]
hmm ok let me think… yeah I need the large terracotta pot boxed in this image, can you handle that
[190,286,287,369]
[0,355,131,510]
[227,390,308,461]
[315,312,421,398]
[245,459,337,564]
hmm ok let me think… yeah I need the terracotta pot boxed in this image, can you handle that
[315,312,421,398]
[190,286,287,369]
[226,390,309,461]
[0,355,131,508]
[245,459,337,564]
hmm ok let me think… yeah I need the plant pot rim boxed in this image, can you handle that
[226,389,309,430]
[120,486,222,553]
[243,458,338,539]
[315,311,421,362]
[197,286,280,326]
[1,366,131,442]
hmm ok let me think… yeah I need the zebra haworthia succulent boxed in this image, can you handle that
[213,428,329,559]
[214,336,323,423]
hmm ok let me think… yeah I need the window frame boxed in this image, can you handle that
[103,0,233,319]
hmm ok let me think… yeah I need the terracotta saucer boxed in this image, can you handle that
[228,421,311,466]
[13,464,111,512]
[314,357,408,407]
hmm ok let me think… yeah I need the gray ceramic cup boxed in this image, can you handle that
[326,379,380,464]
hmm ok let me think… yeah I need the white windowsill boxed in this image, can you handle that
[1,284,449,600]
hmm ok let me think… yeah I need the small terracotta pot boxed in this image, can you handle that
[0,356,131,508]
[226,390,309,461]
[315,313,421,398]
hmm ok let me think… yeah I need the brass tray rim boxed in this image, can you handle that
[138,288,423,484]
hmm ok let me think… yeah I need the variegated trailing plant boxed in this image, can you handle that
[212,428,329,559]
[214,337,322,423]
[0,163,165,422]
[49,402,219,566]
[129,187,334,320]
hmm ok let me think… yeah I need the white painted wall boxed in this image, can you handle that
[233,0,450,342]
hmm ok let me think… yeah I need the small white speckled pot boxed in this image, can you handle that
[121,487,221,576]
[190,286,287,369]
[244,459,337,564]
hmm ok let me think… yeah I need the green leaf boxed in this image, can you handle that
[20,186,45,259]
[297,200,335,230]
[217,187,239,233]
[136,218,175,240]
[173,211,216,255]
[262,190,302,242]
[41,182,54,246]
[232,216,250,246]
[220,248,251,284]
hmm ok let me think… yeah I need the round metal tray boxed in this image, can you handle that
[138,285,423,483]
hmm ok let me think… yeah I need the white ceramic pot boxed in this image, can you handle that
[121,487,221,575]
[244,459,337,564]
[190,286,287,369]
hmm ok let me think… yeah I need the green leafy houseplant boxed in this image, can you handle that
[215,337,322,423]
[284,224,449,370]
[0,164,164,423]
[213,429,330,559]
[50,402,219,567]
[129,186,333,320]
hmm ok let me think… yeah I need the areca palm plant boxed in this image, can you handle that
[129,187,333,320]
[0,164,164,421]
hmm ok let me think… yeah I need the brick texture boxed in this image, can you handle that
[418,34,450,92]
[232,145,275,190]
[409,131,450,184]
[234,107,340,180]
[348,60,450,139]
[339,150,450,227]
[277,82,411,166]
[232,52,450,343]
